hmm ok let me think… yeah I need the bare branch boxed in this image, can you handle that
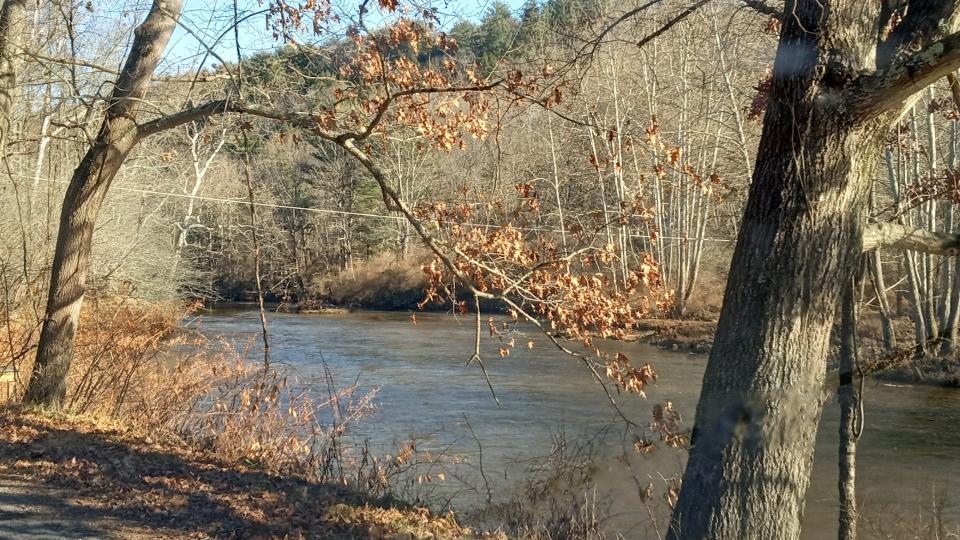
[583,0,666,56]
[857,31,960,117]
[636,0,713,49]
[862,222,960,255]
[740,0,781,17]
[135,99,343,141]
[136,100,230,139]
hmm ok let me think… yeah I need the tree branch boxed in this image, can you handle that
[636,0,712,49]
[857,31,960,118]
[135,79,503,142]
[948,71,960,110]
[135,99,341,140]
[341,80,504,143]
[862,222,960,255]
[740,0,780,17]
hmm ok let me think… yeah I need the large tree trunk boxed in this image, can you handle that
[667,4,888,537]
[23,0,183,407]
[668,0,960,532]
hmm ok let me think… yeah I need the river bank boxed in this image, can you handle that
[630,314,960,387]
[0,407,476,539]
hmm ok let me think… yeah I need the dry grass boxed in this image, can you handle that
[0,407,475,539]
[2,299,381,482]
[0,298,486,538]
[316,254,428,310]
[0,297,469,499]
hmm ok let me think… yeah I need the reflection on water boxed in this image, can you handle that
[191,309,960,538]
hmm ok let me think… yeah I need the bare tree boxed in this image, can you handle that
[0,0,26,163]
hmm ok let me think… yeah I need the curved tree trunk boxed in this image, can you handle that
[23,0,184,408]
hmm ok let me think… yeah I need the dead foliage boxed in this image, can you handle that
[0,407,474,539]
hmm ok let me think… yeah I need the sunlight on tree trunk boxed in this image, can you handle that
[24,0,184,408]
[838,264,864,540]
[667,0,960,533]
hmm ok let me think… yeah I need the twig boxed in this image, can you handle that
[463,413,493,506]
[234,0,269,371]
[466,295,500,406]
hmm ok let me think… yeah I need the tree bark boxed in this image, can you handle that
[837,265,863,540]
[0,0,26,160]
[23,0,183,407]
[668,1,896,536]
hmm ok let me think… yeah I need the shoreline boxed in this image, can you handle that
[202,302,960,388]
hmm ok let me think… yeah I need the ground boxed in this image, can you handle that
[630,315,960,387]
[627,319,716,353]
[0,408,474,539]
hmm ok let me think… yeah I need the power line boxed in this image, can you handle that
[24,174,734,244]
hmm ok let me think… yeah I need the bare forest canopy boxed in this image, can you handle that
[119,0,761,311]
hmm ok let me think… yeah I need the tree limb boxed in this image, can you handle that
[135,99,341,141]
[636,0,712,49]
[135,79,503,141]
[740,0,781,17]
[857,31,960,118]
[947,71,960,110]
[862,222,960,255]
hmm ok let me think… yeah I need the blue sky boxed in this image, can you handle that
[163,0,526,72]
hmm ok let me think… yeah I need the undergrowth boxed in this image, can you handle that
[0,298,431,497]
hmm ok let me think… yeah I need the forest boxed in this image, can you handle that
[0,0,959,538]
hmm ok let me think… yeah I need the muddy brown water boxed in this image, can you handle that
[192,309,960,539]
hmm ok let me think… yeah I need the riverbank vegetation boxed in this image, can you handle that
[1,0,960,537]
[0,406,476,539]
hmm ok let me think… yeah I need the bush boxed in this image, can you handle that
[315,254,428,310]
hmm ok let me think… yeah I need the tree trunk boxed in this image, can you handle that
[868,249,896,350]
[944,265,960,353]
[0,0,26,159]
[838,265,863,540]
[668,4,888,537]
[905,250,930,355]
[23,0,183,408]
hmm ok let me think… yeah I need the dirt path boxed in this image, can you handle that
[0,474,141,539]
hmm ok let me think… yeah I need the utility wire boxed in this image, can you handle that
[23,174,735,244]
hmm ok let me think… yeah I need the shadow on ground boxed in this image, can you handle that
[0,408,465,539]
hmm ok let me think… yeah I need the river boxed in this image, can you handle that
[191,309,960,539]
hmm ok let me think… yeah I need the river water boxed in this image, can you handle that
[191,309,960,539]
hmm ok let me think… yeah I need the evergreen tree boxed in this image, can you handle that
[517,0,545,54]
[476,2,519,72]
